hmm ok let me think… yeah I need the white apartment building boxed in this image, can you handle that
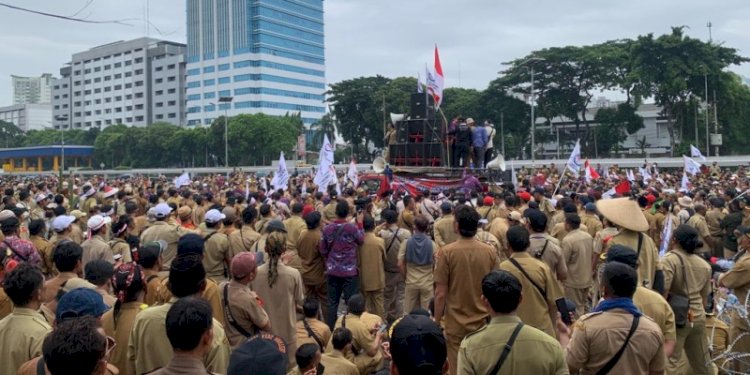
[51,37,186,129]
[0,103,53,132]
[12,74,53,104]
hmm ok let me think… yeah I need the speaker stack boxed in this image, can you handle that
[389,93,444,167]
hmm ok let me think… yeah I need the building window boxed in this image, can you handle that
[135,81,144,87]
[104,87,111,92]
[94,67,101,72]
[104,64,111,70]
[114,73,122,79]
[134,69,144,75]
[134,57,143,63]
[94,88,101,94]
[125,72,132,78]
[95,99,101,104]
[105,98,112,103]
[168,76,176,82]
[84,79,91,84]
[104,76,112,81]
[126,117,133,122]
[114,85,122,90]
[168,113,176,118]
[156,102,164,107]
[167,64,175,69]
[125,60,132,66]
[125,83,132,89]
[203,79,215,86]
[114,62,122,68]
[168,88,176,94]
[218,63,230,71]
[135,116,144,121]
[115,96,122,101]
[135,93,144,98]
[155,78,163,84]
[125,94,132,100]
[135,104,144,110]
[94,77,101,83]
[156,114,164,119]
[116,107,122,113]
[156,66,163,72]
[168,100,176,106]
[155,90,163,96]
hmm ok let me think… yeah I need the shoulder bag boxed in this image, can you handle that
[596,315,640,375]
[488,322,524,375]
[509,258,546,301]
[223,284,257,338]
[667,253,691,328]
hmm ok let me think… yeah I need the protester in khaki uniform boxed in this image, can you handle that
[526,210,568,283]
[228,206,261,256]
[399,215,438,312]
[434,205,500,375]
[109,216,134,265]
[533,187,556,222]
[561,214,594,317]
[458,270,568,375]
[705,305,729,373]
[662,225,712,375]
[43,240,84,303]
[486,194,510,224]
[251,231,305,369]
[0,263,51,375]
[359,216,386,319]
[331,295,384,375]
[297,297,331,350]
[140,203,191,271]
[139,240,167,306]
[321,327,360,375]
[221,252,271,348]
[706,197,726,258]
[397,195,417,231]
[434,202,459,248]
[81,215,114,273]
[128,253,230,375]
[559,262,666,374]
[28,219,54,277]
[605,245,677,358]
[686,204,714,256]
[598,197,662,291]
[718,229,750,374]
[283,203,307,269]
[102,263,147,374]
[500,226,563,338]
[202,209,232,283]
[550,204,588,243]
[580,203,603,238]
[377,208,411,323]
[297,211,327,318]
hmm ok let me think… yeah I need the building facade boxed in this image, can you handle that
[12,74,53,104]
[185,0,326,127]
[0,103,53,132]
[51,38,186,130]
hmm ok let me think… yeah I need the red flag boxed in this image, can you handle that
[584,159,600,183]
[428,45,445,108]
[615,180,631,195]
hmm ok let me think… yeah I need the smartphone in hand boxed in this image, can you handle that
[555,298,573,326]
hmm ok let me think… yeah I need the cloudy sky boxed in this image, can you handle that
[1,0,749,105]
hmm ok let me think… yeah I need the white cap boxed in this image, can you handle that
[153,203,173,218]
[52,215,75,232]
[87,215,106,230]
[35,193,47,203]
[205,209,226,224]
[0,210,15,221]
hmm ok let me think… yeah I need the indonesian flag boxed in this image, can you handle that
[584,159,600,183]
[615,180,631,195]
[427,45,445,108]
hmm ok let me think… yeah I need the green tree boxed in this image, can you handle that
[593,103,644,156]
[310,113,336,150]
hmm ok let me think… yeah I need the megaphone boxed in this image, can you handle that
[390,113,405,123]
[372,157,387,173]
[487,154,506,171]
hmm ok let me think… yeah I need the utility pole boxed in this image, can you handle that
[530,66,536,162]
[500,112,505,157]
[714,90,719,156]
[705,74,710,157]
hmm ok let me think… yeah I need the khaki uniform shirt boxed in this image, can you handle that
[705,315,729,358]
[133,215,148,236]
[30,236,54,277]
[398,237,437,289]
[593,227,618,256]
[435,238,499,337]
[228,225,261,255]
[643,209,657,236]
[81,197,98,216]
[474,229,504,261]
[102,301,142,375]
[500,253,562,337]
[0,308,52,375]
[320,350,359,375]
[144,271,166,306]
[296,318,331,349]
[565,309,666,374]
[528,233,568,282]
[550,222,588,243]
[539,198,556,221]
[128,299,230,375]
[297,228,325,287]
[0,288,10,320]
[706,208,725,237]
[283,215,307,254]
[580,213,603,239]
[662,247,712,320]
[147,354,220,375]
[140,221,190,271]
[719,250,750,331]
[17,357,120,375]
[323,202,337,223]
[686,214,712,254]
[561,229,594,289]
[155,277,226,328]
[359,233,386,291]
[202,228,231,283]
[377,225,411,274]
[42,272,79,303]
[607,229,660,289]
[219,280,270,348]
[633,286,677,341]
[81,234,114,270]
[458,315,569,375]
[331,314,383,373]
[70,224,84,244]
[487,205,510,224]
[397,209,415,231]
[548,211,566,234]
[109,238,133,263]
[434,215,459,248]
[488,217,510,256]
[251,262,305,367]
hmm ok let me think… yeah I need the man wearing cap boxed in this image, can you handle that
[49,214,76,255]
[0,263,52,375]
[458,270,567,374]
[177,205,197,231]
[228,332,289,375]
[390,312,448,375]
[561,214,594,317]
[30,194,47,221]
[140,203,190,271]
[0,215,41,266]
[321,327,359,375]
[677,196,694,225]
[80,215,114,273]
[220,252,271,348]
[434,202,459,249]
[580,202,603,239]
[79,185,98,219]
[598,198,662,291]
[139,240,167,306]
[434,205,500,375]
[202,209,232,283]
[718,229,750,373]
[283,203,307,269]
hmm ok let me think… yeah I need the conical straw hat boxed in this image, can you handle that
[596,197,649,232]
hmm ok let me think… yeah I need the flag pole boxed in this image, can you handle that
[552,172,566,196]
[438,108,450,168]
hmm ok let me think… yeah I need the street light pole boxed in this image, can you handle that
[217,96,233,168]
[54,115,68,176]
[530,66,536,161]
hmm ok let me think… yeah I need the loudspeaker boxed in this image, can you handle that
[396,123,409,143]
[411,93,435,119]
[424,121,442,143]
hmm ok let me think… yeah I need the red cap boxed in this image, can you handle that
[483,196,494,206]
[302,204,315,218]
[517,191,532,202]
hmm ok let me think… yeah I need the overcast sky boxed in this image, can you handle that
[1,0,749,105]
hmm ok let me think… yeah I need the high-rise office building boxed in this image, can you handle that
[12,74,53,104]
[51,37,186,129]
[185,0,326,127]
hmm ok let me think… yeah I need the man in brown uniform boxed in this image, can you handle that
[526,210,568,283]
[580,202,603,238]
[221,252,271,348]
[28,219,53,277]
[331,295,384,374]
[43,241,84,303]
[202,209,232,283]
[706,197,726,258]
[500,226,563,338]
[283,203,307,269]
[228,206,261,255]
[297,297,331,350]
[360,216,386,319]
[560,262,666,374]
[81,215,114,273]
[434,202,459,249]
[297,212,327,318]
[718,233,750,374]
[434,204,499,375]
[687,203,713,256]
[597,198,662,291]
[398,215,438,312]
[141,203,191,271]
[397,195,416,231]
[533,187,556,222]
[378,208,411,323]
[561,214,594,317]
[321,327,359,375]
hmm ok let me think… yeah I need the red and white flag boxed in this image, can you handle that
[427,45,445,108]
[584,159,600,183]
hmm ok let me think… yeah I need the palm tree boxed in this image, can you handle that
[310,113,336,149]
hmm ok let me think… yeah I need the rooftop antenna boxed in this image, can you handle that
[707,21,712,42]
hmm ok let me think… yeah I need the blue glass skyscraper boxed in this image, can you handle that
[185,0,325,127]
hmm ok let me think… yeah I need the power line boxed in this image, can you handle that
[0,2,136,26]
[69,0,95,18]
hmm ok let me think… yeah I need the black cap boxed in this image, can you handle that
[390,314,446,375]
[228,333,288,375]
[1,216,20,230]
[606,245,638,269]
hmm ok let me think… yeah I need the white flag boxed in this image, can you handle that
[302,180,308,194]
[347,160,359,187]
[639,167,652,182]
[314,135,334,187]
[261,176,268,192]
[659,214,673,257]
[270,152,289,191]
[683,155,702,176]
[510,161,518,190]
[602,188,616,199]
[690,144,706,162]
[245,181,250,201]
[680,173,690,192]
[565,140,582,173]
[627,169,635,182]
[173,172,190,187]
